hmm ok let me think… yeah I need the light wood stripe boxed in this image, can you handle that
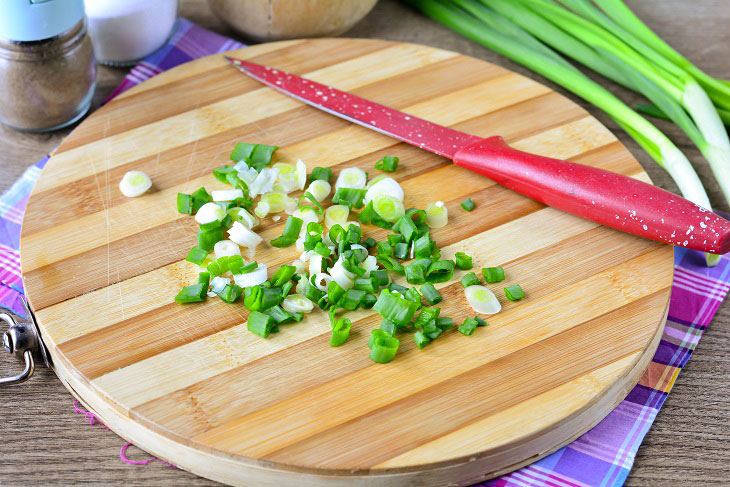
[21,40,673,485]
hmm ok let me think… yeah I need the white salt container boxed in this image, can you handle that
[85,0,179,66]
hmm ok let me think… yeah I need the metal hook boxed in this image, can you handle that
[0,297,50,387]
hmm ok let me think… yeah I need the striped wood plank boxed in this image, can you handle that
[20,39,673,487]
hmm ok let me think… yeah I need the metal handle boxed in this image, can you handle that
[0,297,50,387]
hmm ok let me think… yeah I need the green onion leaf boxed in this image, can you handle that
[270,216,304,248]
[298,191,324,215]
[458,317,479,336]
[435,317,453,330]
[308,166,333,184]
[197,227,224,251]
[271,265,297,287]
[362,294,378,309]
[177,193,194,214]
[217,284,243,303]
[372,269,390,287]
[191,187,212,212]
[454,251,473,270]
[413,331,431,349]
[332,187,367,209]
[330,318,352,346]
[185,247,208,265]
[420,283,442,305]
[375,155,399,172]
[426,260,455,283]
[461,271,481,288]
[482,266,505,283]
[505,284,525,301]
[376,241,393,257]
[247,310,275,338]
[369,331,400,364]
[372,289,419,327]
[405,263,427,285]
[393,242,409,260]
[460,197,476,211]
[379,318,397,335]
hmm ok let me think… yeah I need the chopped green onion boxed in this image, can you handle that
[177,193,193,214]
[426,260,455,283]
[314,242,331,257]
[405,263,426,285]
[238,261,258,274]
[186,247,208,265]
[387,234,405,246]
[395,215,418,242]
[460,198,476,211]
[330,318,352,346]
[388,283,408,296]
[327,280,346,307]
[332,187,366,208]
[404,287,422,307]
[212,165,237,183]
[458,317,479,336]
[342,288,366,310]
[308,166,333,183]
[354,276,378,294]
[199,220,222,232]
[393,242,409,259]
[475,316,487,327]
[263,305,295,325]
[425,201,448,228]
[231,142,278,171]
[379,318,397,335]
[270,216,304,247]
[369,331,400,364]
[304,283,324,303]
[376,241,393,257]
[377,255,405,275]
[372,195,405,223]
[197,227,224,251]
[247,310,275,338]
[361,294,378,309]
[414,331,430,349]
[198,271,211,288]
[461,272,481,288]
[405,208,427,225]
[372,269,390,287]
[505,284,525,301]
[482,266,505,283]
[217,284,243,303]
[174,283,206,303]
[414,307,440,328]
[362,237,376,249]
[191,187,213,212]
[298,191,324,215]
[260,287,283,310]
[414,234,434,258]
[271,265,296,287]
[422,321,443,340]
[375,155,399,172]
[243,286,262,311]
[281,281,294,297]
[420,283,442,305]
[454,252,473,270]
[435,317,453,330]
[372,289,419,327]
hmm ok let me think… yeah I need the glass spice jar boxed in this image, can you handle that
[0,0,96,133]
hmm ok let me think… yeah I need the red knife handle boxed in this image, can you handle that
[453,136,730,254]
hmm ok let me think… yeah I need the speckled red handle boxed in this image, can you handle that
[453,136,730,254]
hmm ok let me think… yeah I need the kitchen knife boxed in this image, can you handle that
[225,56,730,254]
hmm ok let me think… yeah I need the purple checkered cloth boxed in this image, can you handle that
[1,18,728,487]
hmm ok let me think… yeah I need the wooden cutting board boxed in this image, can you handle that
[20,38,673,486]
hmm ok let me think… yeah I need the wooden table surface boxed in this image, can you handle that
[0,0,728,485]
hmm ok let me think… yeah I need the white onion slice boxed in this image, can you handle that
[291,259,305,274]
[235,165,259,186]
[293,207,321,236]
[260,192,287,212]
[330,257,355,289]
[366,174,388,189]
[119,171,152,197]
[361,255,379,277]
[295,160,307,190]
[195,202,225,224]
[335,167,367,190]
[210,276,230,294]
[324,205,349,228]
[254,201,271,219]
[364,177,404,204]
[296,276,310,295]
[425,201,448,228]
[464,285,502,314]
[284,196,298,214]
[309,254,324,276]
[272,162,300,193]
[214,239,240,259]
[228,207,259,229]
[313,272,333,292]
[282,294,315,314]
[212,189,243,202]
[249,167,279,198]
[306,179,331,202]
[373,195,405,222]
[233,263,267,288]
[228,221,263,256]
[295,236,305,253]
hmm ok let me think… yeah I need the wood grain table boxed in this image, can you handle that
[0,1,728,485]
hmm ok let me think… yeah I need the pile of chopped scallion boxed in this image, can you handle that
[174,143,524,363]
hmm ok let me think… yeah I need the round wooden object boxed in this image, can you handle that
[20,39,673,486]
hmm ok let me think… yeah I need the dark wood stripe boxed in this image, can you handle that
[131,224,663,437]
[25,54,507,235]
[58,39,397,152]
[261,290,667,468]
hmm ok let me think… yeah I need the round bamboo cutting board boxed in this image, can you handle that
[20,39,673,486]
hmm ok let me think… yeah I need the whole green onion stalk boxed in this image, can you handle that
[504,0,730,213]
[405,0,721,265]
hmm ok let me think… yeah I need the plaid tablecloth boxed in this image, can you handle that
[1,17,728,487]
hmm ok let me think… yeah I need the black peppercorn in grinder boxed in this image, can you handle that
[0,0,97,132]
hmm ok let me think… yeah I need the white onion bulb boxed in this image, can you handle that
[464,285,501,314]
[233,263,268,287]
[212,189,243,202]
[214,240,241,259]
[282,294,315,314]
[335,167,367,190]
[195,202,224,224]
[119,171,152,197]
[364,177,404,204]
[228,221,263,256]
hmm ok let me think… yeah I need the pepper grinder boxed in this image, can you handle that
[0,0,97,132]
